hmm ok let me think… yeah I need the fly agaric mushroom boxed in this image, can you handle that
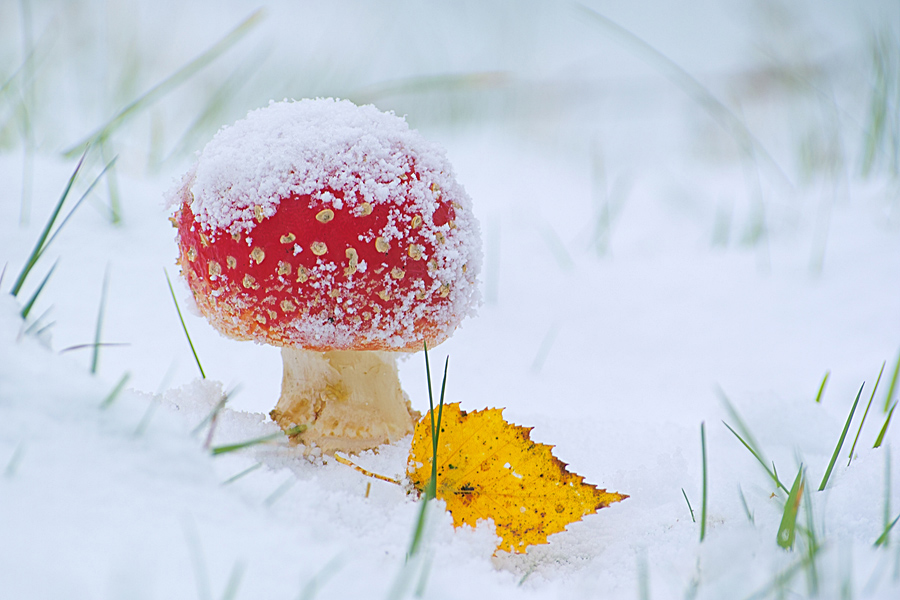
[171,98,481,454]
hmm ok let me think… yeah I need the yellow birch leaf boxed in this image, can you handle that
[407,403,627,554]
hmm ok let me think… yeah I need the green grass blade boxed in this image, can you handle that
[413,551,434,598]
[99,372,131,410]
[884,348,900,412]
[874,402,896,448]
[882,448,891,547]
[409,344,449,559]
[530,323,560,374]
[39,156,117,256]
[23,305,52,335]
[183,519,212,600]
[815,371,830,403]
[434,357,449,489]
[3,443,26,478]
[540,225,575,270]
[801,477,819,594]
[723,421,788,493]
[221,560,245,600]
[777,467,805,550]
[739,486,755,524]
[263,478,295,507]
[848,363,885,465]
[165,269,205,379]
[211,425,305,456]
[91,267,110,374]
[34,320,55,339]
[875,514,900,547]
[62,9,265,158]
[719,388,789,492]
[100,140,122,224]
[192,386,240,437]
[744,546,823,600]
[700,422,708,542]
[682,488,695,523]
[10,150,87,297]
[819,383,864,491]
[133,399,159,437]
[296,554,344,600]
[163,51,268,164]
[407,495,431,562]
[221,463,261,486]
[20,259,57,319]
[423,341,436,498]
[575,2,792,187]
[637,551,650,600]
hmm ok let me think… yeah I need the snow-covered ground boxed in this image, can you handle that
[1,1,899,598]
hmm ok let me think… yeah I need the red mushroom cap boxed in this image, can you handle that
[172,99,481,352]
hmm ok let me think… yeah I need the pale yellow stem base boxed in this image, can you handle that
[270,348,420,454]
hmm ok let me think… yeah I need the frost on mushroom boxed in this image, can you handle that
[171,98,482,454]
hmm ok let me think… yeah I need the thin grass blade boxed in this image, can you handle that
[23,305,51,335]
[39,156,118,254]
[3,444,26,478]
[719,388,788,492]
[413,551,434,598]
[133,399,159,437]
[221,560,245,600]
[530,323,560,374]
[211,425,306,456]
[819,383,864,491]
[192,386,240,437]
[637,551,650,600]
[739,486,754,524]
[297,554,344,600]
[408,344,449,558]
[723,421,788,493]
[801,479,819,594]
[164,51,269,163]
[20,259,57,319]
[221,463,261,486]
[700,422,708,542]
[91,267,110,374]
[11,150,86,297]
[183,519,212,600]
[100,140,122,224]
[165,269,206,379]
[875,514,900,547]
[354,71,509,105]
[575,2,792,187]
[63,9,264,158]
[874,403,896,448]
[815,371,830,403]
[777,467,805,550]
[882,448,891,547]
[682,488,695,523]
[884,348,900,412]
[263,478,295,507]
[848,363,885,465]
[99,372,131,410]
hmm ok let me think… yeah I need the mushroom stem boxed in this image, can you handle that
[270,347,420,454]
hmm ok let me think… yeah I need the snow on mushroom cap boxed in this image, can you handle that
[189,98,455,237]
[173,98,482,351]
